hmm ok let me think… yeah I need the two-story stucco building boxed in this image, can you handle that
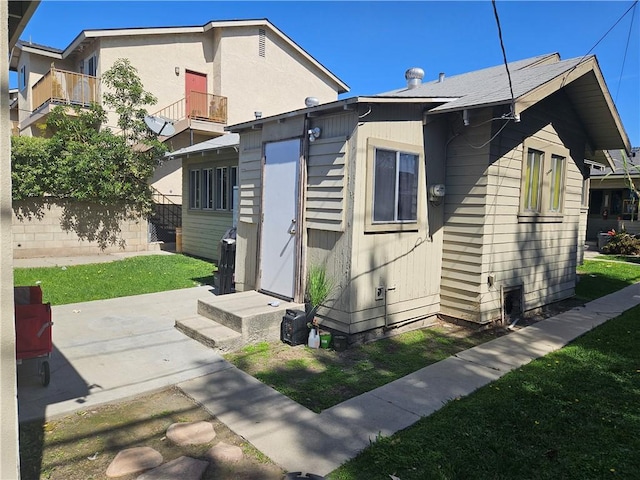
[9,19,348,257]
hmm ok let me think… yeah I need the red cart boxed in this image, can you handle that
[14,286,53,387]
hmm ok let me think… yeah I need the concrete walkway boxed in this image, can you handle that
[178,282,640,475]
[15,248,640,476]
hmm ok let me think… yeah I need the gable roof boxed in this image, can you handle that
[10,19,349,93]
[591,147,640,177]
[375,53,630,155]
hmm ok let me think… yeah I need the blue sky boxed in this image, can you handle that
[14,1,640,146]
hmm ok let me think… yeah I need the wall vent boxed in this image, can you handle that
[258,29,266,57]
[502,285,523,325]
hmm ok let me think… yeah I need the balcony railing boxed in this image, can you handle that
[31,67,100,112]
[153,91,227,125]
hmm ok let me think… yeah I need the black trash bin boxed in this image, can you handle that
[216,227,236,295]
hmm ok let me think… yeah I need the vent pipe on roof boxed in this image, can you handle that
[405,67,424,89]
[305,97,320,108]
[438,72,445,83]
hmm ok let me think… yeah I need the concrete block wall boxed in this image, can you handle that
[13,199,152,258]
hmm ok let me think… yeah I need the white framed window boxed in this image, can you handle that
[366,138,423,232]
[189,169,201,209]
[189,165,237,212]
[85,54,97,76]
[19,65,27,91]
[215,167,228,210]
[202,168,214,209]
[519,139,568,221]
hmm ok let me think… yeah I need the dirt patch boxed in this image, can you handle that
[19,387,284,480]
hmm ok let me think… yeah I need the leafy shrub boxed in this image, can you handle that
[601,232,640,255]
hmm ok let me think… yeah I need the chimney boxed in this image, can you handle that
[438,72,445,83]
[405,67,425,89]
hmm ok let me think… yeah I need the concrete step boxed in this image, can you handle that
[196,290,305,345]
[175,315,244,353]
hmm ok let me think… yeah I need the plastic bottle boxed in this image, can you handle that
[308,328,320,348]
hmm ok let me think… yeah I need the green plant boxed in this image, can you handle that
[601,232,640,255]
[305,264,334,320]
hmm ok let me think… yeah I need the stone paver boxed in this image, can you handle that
[106,447,163,478]
[166,421,216,446]
[206,442,243,463]
[136,456,209,480]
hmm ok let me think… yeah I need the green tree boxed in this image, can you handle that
[11,58,167,248]
[102,58,158,145]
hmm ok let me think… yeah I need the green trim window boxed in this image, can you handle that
[519,139,569,222]
[523,149,543,212]
[549,155,565,212]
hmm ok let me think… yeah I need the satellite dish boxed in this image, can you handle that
[144,115,175,136]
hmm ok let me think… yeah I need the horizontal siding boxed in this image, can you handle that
[474,93,587,321]
[182,211,233,261]
[238,146,262,224]
[182,152,237,261]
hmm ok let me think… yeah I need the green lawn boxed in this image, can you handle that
[576,259,640,301]
[14,254,216,305]
[329,305,640,479]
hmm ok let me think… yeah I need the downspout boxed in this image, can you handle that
[298,114,311,304]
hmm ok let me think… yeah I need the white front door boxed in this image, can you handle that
[259,139,301,299]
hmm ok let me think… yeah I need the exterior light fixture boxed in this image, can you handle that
[175,67,180,76]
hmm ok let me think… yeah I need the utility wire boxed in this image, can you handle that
[491,0,515,116]
[566,0,638,78]
[615,1,637,102]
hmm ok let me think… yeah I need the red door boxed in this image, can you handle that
[185,70,207,118]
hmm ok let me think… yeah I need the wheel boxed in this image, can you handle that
[41,361,50,387]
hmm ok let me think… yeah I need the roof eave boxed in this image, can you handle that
[227,96,448,132]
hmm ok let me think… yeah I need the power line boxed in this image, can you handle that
[615,1,638,102]
[491,0,515,116]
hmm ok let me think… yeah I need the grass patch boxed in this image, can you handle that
[225,326,497,413]
[576,259,640,301]
[329,305,640,480]
[14,254,216,305]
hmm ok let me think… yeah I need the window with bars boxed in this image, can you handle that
[189,165,238,212]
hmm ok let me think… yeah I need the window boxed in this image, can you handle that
[216,167,228,210]
[189,165,237,212]
[19,65,27,91]
[85,54,97,76]
[366,138,422,232]
[549,155,565,212]
[519,139,568,221]
[189,169,201,209]
[203,168,214,209]
[523,149,543,212]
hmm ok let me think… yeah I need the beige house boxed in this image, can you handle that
[9,19,348,256]
[228,53,630,334]
[2,3,41,478]
[586,148,640,241]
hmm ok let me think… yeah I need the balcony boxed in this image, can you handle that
[32,67,100,111]
[18,68,100,133]
[151,92,227,143]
